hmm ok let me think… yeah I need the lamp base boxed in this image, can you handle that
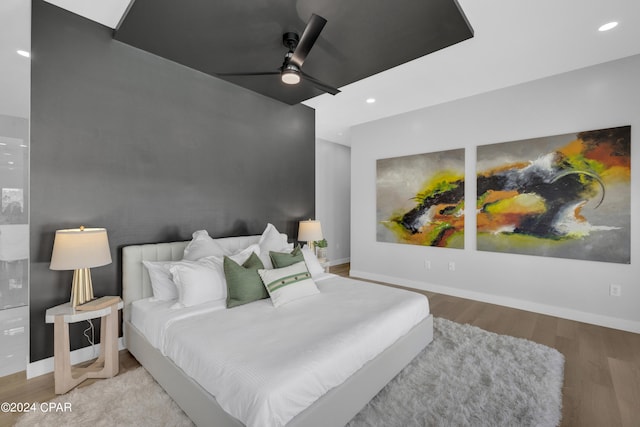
[307,241,316,254]
[70,268,94,307]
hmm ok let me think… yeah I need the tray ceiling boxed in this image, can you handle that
[114,0,473,105]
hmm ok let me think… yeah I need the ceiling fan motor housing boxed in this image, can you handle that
[283,32,300,51]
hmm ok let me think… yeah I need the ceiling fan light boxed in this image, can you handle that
[281,69,301,85]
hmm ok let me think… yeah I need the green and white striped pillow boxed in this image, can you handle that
[258,261,319,307]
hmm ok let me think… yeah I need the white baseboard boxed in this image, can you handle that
[27,337,126,379]
[350,269,640,334]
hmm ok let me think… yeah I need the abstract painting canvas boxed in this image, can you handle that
[377,149,465,248]
[476,126,631,263]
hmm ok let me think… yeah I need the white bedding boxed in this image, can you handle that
[130,272,336,350]
[131,274,429,427]
[131,297,226,351]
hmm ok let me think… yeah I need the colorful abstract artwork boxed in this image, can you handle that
[377,149,465,248]
[476,126,631,263]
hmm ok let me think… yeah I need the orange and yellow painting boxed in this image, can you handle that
[476,126,630,263]
[376,149,465,248]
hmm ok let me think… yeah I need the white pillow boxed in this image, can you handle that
[142,260,179,301]
[182,230,226,261]
[258,261,319,307]
[143,244,261,307]
[301,245,325,277]
[169,260,227,309]
[258,223,292,269]
[207,243,260,266]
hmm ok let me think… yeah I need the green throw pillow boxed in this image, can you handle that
[270,245,304,268]
[224,252,267,308]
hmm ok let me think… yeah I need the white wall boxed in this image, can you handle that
[316,138,351,265]
[350,54,640,333]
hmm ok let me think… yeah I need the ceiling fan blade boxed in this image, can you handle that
[289,14,327,68]
[216,71,280,77]
[301,71,340,96]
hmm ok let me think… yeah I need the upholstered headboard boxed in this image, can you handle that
[122,241,187,320]
[121,235,265,321]
[122,242,189,320]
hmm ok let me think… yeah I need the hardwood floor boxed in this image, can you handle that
[1,263,638,426]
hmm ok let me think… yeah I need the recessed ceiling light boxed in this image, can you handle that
[598,22,618,32]
[17,50,30,58]
[366,98,376,104]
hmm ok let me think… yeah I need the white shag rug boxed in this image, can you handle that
[347,318,564,427]
[16,318,564,427]
[14,366,193,427]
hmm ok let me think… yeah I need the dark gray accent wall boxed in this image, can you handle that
[30,1,315,362]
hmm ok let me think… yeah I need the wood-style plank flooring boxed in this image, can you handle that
[1,263,638,426]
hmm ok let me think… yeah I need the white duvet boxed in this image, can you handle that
[132,275,429,427]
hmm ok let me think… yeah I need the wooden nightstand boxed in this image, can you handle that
[45,296,123,394]
[319,260,331,273]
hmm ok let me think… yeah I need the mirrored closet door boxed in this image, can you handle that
[0,0,30,377]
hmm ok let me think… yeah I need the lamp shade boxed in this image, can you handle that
[298,220,323,242]
[50,227,112,270]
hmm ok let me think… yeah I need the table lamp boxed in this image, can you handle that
[298,220,323,253]
[50,226,112,307]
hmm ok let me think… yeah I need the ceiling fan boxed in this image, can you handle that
[217,14,341,96]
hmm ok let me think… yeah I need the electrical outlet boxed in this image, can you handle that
[424,260,431,270]
[448,261,455,271]
[610,284,621,297]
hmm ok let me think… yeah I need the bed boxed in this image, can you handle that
[122,235,433,427]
